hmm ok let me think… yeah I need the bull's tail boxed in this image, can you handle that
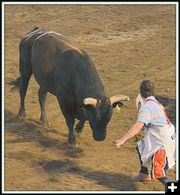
[8,77,21,91]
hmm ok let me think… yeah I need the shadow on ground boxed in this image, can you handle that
[5,95,176,191]
[4,110,84,158]
[4,110,137,191]
[40,158,137,191]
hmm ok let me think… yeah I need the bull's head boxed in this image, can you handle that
[82,95,130,141]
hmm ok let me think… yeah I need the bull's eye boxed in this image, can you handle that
[106,98,111,104]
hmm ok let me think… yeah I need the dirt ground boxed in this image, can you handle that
[4,4,177,192]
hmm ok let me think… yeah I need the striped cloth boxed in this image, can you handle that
[137,96,169,126]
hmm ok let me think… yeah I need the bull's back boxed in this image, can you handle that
[31,34,68,94]
[31,32,104,99]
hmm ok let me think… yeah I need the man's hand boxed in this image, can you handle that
[114,122,144,148]
[115,138,126,148]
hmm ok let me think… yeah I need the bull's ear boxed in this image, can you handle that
[112,101,123,108]
[83,98,97,107]
[136,94,144,111]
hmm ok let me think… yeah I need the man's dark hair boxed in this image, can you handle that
[140,80,155,98]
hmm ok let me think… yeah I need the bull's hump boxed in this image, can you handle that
[31,31,64,51]
[64,44,84,56]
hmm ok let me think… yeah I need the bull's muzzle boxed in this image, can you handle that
[93,132,106,141]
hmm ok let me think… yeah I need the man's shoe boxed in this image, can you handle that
[158,177,171,185]
[132,173,151,182]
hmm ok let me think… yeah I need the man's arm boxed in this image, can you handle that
[115,122,145,148]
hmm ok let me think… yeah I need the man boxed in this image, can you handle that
[115,80,176,185]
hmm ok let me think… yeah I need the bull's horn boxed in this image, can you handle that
[110,95,130,105]
[83,98,97,106]
[136,94,144,111]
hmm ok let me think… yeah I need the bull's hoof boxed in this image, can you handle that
[68,137,76,145]
[18,111,27,121]
[74,126,82,134]
[40,120,51,127]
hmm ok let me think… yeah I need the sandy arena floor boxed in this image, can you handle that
[4,4,176,191]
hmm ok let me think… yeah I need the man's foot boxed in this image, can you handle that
[132,173,151,182]
[158,177,171,185]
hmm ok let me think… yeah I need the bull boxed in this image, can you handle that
[9,27,129,145]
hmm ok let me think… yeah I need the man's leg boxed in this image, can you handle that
[132,146,151,182]
[136,145,149,175]
[151,150,170,185]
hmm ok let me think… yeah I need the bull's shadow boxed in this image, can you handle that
[5,110,137,190]
[40,159,137,191]
[4,110,84,158]
[155,95,176,127]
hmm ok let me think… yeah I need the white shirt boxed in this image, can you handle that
[136,96,176,169]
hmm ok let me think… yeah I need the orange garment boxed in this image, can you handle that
[151,150,168,179]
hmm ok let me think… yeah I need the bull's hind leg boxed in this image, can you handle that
[38,87,50,125]
[18,74,32,120]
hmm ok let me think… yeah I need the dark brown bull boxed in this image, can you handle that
[10,27,129,145]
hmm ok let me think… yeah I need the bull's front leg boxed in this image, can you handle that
[65,116,76,145]
[57,96,76,145]
[74,120,85,134]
